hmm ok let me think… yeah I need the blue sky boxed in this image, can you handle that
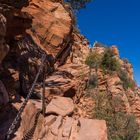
[77,0,140,86]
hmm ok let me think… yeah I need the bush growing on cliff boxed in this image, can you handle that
[85,51,101,70]
[101,48,121,72]
[88,74,98,88]
[92,91,139,140]
[85,48,121,74]
[65,0,92,11]
[119,70,135,90]
[85,51,101,86]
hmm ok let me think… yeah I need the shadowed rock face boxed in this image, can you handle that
[0,14,9,63]
[0,80,9,105]
[0,0,90,100]
[0,0,29,8]
[0,3,32,39]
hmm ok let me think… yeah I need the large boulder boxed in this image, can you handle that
[46,96,74,116]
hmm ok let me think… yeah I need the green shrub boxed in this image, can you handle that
[88,74,98,88]
[101,48,121,72]
[65,0,92,11]
[85,51,101,69]
[119,70,135,90]
[92,91,139,140]
[85,48,121,74]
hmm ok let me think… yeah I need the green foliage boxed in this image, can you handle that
[85,48,121,74]
[85,51,101,69]
[101,48,121,72]
[119,70,135,90]
[65,0,92,11]
[92,91,139,140]
[88,74,98,88]
[85,47,135,91]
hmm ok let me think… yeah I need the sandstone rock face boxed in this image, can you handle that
[0,80,9,105]
[92,42,106,55]
[74,96,95,119]
[46,96,74,116]
[78,119,107,140]
[1,0,140,139]
[43,63,89,101]
[111,45,119,56]
[12,99,107,140]
[0,14,9,63]
[13,101,45,140]
[126,88,140,124]
[124,62,134,80]
[0,0,90,103]
[66,33,90,65]
[22,0,72,57]
[44,70,76,96]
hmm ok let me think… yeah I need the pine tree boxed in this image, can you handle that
[65,0,92,11]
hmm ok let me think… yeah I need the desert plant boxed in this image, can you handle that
[88,74,98,88]
[65,0,92,11]
[85,51,101,87]
[85,51,101,69]
[92,91,139,140]
[101,48,121,73]
[119,70,135,90]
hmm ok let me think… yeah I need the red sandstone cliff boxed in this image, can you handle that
[0,0,140,140]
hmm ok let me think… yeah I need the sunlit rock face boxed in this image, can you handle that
[13,99,107,140]
[111,45,119,56]
[21,0,72,57]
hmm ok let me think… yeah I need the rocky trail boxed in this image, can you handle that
[10,97,107,140]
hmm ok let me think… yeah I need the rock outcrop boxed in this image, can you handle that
[46,96,74,116]
[13,98,107,140]
[21,0,72,58]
